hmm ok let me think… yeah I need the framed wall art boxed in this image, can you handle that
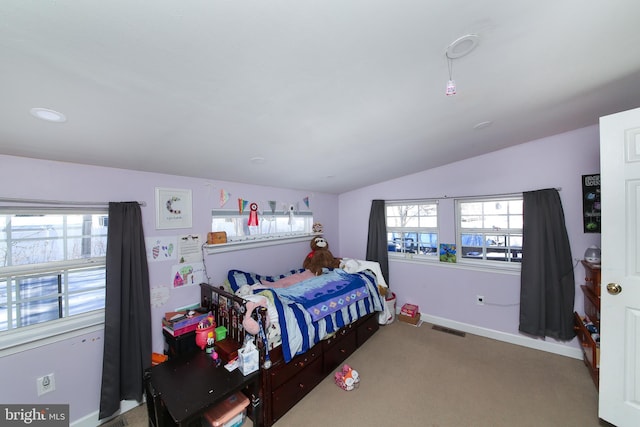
[155,187,193,229]
[439,243,457,263]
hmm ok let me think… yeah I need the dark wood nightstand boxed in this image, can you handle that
[144,350,262,426]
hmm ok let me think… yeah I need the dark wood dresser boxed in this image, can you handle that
[573,260,600,388]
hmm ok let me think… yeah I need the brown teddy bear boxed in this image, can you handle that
[303,236,340,275]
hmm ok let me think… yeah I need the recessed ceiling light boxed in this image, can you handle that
[473,121,493,130]
[250,156,265,165]
[446,34,479,59]
[30,108,67,123]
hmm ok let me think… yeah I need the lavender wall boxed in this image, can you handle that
[338,125,601,354]
[0,155,338,423]
[0,124,600,422]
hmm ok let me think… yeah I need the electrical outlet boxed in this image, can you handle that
[476,295,485,305]
[37,373,55,396]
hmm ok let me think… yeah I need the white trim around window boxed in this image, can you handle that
[0,310,104,357]
[455,195,523,270]
[386,200,439,261]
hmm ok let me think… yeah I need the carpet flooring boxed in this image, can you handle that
[112,319,605,427]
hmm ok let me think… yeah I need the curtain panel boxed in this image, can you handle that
[519,189,575,341]
[99,202,152,419]
[366,200,389,286]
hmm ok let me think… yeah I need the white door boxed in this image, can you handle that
[599,107,640,426]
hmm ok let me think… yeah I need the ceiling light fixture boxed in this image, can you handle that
[30,108,67,123]
[446,34,479,59]
[444,34,479,96]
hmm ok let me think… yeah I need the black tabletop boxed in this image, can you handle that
[149,351,259,424]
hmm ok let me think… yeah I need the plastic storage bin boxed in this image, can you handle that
[384,292,397,323]
[202,391,249,427]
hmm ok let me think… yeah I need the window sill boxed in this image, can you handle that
[0,310,105,357]
[204,233,318,254]
[390,255,521,275]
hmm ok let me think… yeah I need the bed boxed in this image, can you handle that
[199,265,386,427]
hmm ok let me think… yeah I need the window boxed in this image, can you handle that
[209,209,314,251]
[456,197,523,264]
[0,208,108,351]
[386,202,438,258]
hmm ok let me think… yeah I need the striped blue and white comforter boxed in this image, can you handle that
[253,269,384,363]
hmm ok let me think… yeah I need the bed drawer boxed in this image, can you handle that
[323,322,355,349]
[271,355,324,422]
[323,328,357,373]
[356,313,379,347]
[269,346,321,390]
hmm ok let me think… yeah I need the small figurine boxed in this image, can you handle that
[211,351,222,367]
[205,335,215,354]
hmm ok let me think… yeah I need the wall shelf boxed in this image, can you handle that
[204,233,316,254]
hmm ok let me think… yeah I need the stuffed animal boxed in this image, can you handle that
[242,298,269,336]
[303,236,340,275]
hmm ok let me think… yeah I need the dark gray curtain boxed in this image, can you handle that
[519,189,575,340]
[99,202,151,419]
[366,200,389,286]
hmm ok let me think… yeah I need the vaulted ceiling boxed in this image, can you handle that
[2,1,640,194]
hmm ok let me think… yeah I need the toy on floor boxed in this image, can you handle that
[334,364,360,391]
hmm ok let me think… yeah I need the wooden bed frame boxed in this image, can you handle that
[199,282,380,427]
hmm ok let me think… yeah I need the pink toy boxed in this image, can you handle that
[195,326,214,350]
[242,299,269,335]
[248,202,259,226]
[211,351,222,367]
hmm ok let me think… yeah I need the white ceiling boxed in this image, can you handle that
[2,1,640,194]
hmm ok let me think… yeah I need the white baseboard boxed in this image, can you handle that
[419,313,583,360]
[72,399,142,427]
